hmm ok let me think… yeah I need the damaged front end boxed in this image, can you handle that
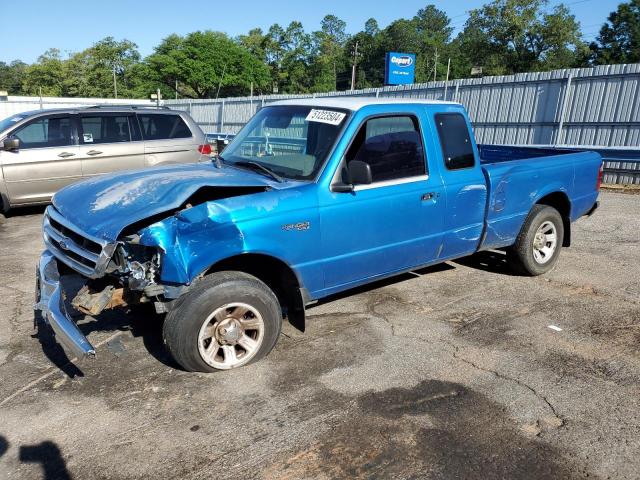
[36,208,185,358]
[36,184,269,358]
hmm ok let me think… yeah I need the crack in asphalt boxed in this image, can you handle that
[364,291,566,429]
[447,343,565,428]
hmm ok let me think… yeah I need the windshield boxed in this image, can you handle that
[0,114,26,135]
[221,105,349,181]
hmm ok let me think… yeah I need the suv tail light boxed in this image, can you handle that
[596,161,604,191]
[198,144,212,155]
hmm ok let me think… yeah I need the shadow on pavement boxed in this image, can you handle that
[0,434,72,480]
[32,312,84,379]
[2,205,47,218]
[453,250,519,276]
[0,435,7,457]
[19,440,72,480]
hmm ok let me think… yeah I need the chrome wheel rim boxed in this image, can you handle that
[532,221,558,265]
[197,303,265,370]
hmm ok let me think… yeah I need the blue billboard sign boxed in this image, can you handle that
[384,52,416,85]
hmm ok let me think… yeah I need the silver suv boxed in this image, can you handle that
[0,106,209,213]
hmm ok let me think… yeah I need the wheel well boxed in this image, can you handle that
[208,254,306,332]
[536,192,571,247]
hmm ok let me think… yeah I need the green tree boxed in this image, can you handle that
[590,0,640,64]
[86,37,141,97]
[64,37,142,98]
[456,0,587,76]
[0,60,27,95]
[310,15,348,91]
[280,22,313,93]
[351,5,454,86]
[238,28,267,61]
[344,19,385,88]
[145,31,271,98]
[22,49,67,96]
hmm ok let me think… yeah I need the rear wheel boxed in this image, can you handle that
[162,271,282,372]
[507,205,564,276]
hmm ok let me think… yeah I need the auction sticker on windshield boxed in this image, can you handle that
[306,109,346,126]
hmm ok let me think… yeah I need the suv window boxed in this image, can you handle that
[138,114,191,140]
[345,115,426,183]
[80,115,131,144]
[13,116,73,149]
[435,113,475,170]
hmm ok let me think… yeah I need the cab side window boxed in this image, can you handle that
[345,115,426,183]
[435,113,475,170]
[13,116,73,149]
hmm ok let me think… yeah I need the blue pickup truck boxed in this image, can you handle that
[35,98,602,372]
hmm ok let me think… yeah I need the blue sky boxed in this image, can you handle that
[0,0,620,63]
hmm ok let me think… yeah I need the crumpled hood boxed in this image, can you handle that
[52,163,282,242]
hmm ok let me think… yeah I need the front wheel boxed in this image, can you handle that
[163,271,282,372]
[507,205,564,276]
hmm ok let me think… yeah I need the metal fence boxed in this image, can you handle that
[166,63,640,184]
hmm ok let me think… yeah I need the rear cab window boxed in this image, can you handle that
[345,114,426,183]
[435,113,475,170]
[138,114,192,140]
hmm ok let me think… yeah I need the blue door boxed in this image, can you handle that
[318,113,445,294]
[432,112,488,259]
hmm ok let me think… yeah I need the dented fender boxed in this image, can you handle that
[135,185,321,291]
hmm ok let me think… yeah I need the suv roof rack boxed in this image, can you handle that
[84,104,171,110]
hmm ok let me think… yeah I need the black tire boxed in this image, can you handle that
[507,205,564,276]
[162,271,282,372]
[0,197,7,218]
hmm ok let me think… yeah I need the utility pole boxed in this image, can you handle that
[215,64,227,100]
[113,65,118,99]
[175,79,178,100]
[350,41,359,91]
[433,48,439,82]
[156,88,161,108]
[444,58,451,99]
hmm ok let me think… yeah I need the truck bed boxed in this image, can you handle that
[476,144,601,251]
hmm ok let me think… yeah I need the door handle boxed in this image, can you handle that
[86,150,103,156]
[421,192,436,201]
[58,152,76,158]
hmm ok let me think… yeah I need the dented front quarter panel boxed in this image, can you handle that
[137,184,323,292]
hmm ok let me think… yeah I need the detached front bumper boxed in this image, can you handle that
[35,250,96,358]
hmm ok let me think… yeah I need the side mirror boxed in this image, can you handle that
[348,160,372,185]
[2,137,19,151]
[331,160,373,193]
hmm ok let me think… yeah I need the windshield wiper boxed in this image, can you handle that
[233,161,284,183]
